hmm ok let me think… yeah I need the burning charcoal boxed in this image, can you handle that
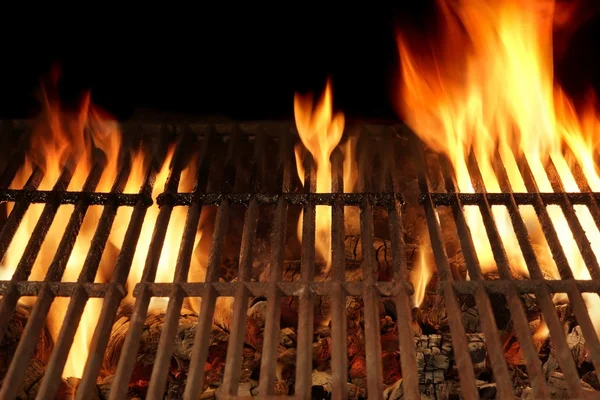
[310,370,365,400]
[383,379,403,400]
[0,305,51,381]
[477,382,497,399]
[521,372,596,399]
[245,300,267,351]
[566,326,587,369]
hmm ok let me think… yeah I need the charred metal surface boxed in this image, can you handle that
[0,189,149,206]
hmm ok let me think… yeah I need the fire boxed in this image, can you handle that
[0,81,207,378]
[396,0,600,333]
[410,248,433,308]
[294,79,347,271]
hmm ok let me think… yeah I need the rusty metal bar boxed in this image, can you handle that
[0,168,44,262]
[516,153,600,385]
[258,130,291,396]
[425,191,600,206]
[357,138,384,399]
[135,280,411,298]
[329,146,348,400]
[36,153,133,400]
[0,158,76,344]
[221,132,265,396]
[464,151,550,398]
[183,130,240,400]
[106,132,195,400]
[490,149,585,397]
[74,135,166,400]
[438,156,516,399]
[411,137,479,400]
[0,190,142,205]
[0,154,107,400]
[294,149,316,400]
[386,128,419,400]
[150,191,403,207]
[145,130,213,399]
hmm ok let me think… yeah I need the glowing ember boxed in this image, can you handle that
[396,0,600,333]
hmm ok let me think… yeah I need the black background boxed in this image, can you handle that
[0,3,598,122]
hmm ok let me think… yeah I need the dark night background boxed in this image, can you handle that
[0,3,599,122]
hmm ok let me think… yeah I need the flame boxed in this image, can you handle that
[294,79,346,271]
[411,249,433,308]
[0,82,207,377]
[396,0,600,334]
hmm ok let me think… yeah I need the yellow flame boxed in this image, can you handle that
[411,249,433,308]
[396,0,600,334]
[294,79,345,271]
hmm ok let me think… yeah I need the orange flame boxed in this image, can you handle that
[294,79,346,270]
[0,84,207,377]
[396,0,600,334]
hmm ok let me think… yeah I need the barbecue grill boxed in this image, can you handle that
[0,119,599,399]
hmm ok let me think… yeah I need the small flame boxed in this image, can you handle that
[396,0,600,334]
[411,249,433,308]
[294,79,345,271]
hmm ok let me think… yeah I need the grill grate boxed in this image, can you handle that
[0,120,600,399]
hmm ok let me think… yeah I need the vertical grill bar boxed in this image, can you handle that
[411,136,479,400]
[35,152,133,400]
[491,150,585,397]
[0,160,75,344]
[183,129,239,399]
[386,129,419,400]
[221,132,265,395]
[74,134,165,399]
[145,130,213,399]
[465,152,550,399]
[438,157,515,399]
[329,146,348,399]
[294,151,316,399]
[565,152,600,237]
[357,139,384,399]
[106,131,194,400]
[0,155,106,400]
[258,130,291,395]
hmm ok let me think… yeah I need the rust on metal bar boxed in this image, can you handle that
[106,131,196,400]
[357,137,384,399]
[75,136,169,400]
[490,149,586,397]
[294,149,316,400]
[258,130,291,396]
[221,131,264,396]
[0,155,108,400]
[36,153,133,400]
[0,159,76,345]
[411,137,479,400]
[464,151,550,398]
[329,145,348,400]
[386,128,420,400]
[145,130,214,399]
[183,128,240,400]
[424,191,600,206]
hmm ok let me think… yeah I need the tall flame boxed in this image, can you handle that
[396,0,600,333]
[294,79,346,270]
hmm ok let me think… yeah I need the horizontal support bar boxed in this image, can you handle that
[133,281,413,298]
[0,189,150,207]
[424,192,600,206]
[0,281,125,297]
[451,279,600,295]
[157,192,404,207]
